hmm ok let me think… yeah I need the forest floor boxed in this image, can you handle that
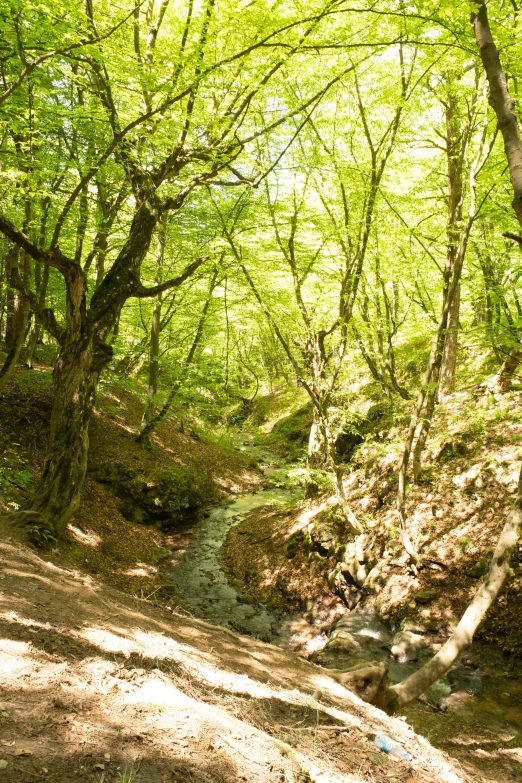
[223,384,522,653]
[222,384,522,782]
[1,365,522,781]
[0,365,261,607]
[0,524,475,783]
[0,368,476,783]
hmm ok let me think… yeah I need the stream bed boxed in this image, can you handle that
[168,442,522,768]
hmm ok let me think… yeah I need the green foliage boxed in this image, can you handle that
[0,447,33,508]
[117,769,137,783]
[258,404,312,460]
[26,525,57,548]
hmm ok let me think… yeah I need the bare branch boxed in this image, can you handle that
[135,257,207,298]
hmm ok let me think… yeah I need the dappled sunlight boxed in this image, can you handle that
[0,532,474,783]
[0,609,51,630]
[119,562,157,578]
[79,626,138,658]
[0,639,32,675]
[68,524,102,547]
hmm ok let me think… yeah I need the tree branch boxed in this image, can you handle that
[0,214,74,276]
[135,257,207,298]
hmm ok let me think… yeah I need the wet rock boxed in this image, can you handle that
[335,428,364,461]
[439,690,474,712]
[402,617,439,634]
[467,560,488,579]
[414,589,437,605]
[436,438,469,462]
[391,630,429,663]
[325,628,361,654]
[423,676,452,706]
[91,462,212,529]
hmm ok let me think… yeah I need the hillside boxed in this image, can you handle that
[0,527,474,783]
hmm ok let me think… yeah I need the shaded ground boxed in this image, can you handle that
[0,367,261,605]
[241,387,522,653]
[0,529,475,783]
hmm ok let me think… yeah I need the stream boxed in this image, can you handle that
[168,443,304,643]
[168,440,522,762]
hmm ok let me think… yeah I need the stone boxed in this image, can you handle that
[467,560,488,579]
[439,690,474,712]
[414,589,437,604]
[391,630,429,663]
[325,628,361,654]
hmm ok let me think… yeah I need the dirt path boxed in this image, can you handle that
[0,526,475,783]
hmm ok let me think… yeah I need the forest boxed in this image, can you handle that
[2,1,522,781]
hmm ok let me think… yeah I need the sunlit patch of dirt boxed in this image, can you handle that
[0,534,470,783]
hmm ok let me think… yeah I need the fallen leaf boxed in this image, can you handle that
[0,760,8,770]
[15,749,33,757]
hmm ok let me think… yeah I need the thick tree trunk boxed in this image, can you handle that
[473,2,522,225]
[21,334,112,537]
[381,464,522,713]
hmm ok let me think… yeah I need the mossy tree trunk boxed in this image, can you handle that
[0,195,204,537]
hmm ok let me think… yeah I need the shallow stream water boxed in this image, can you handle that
[168,440,522,752]
[168,443,304,642]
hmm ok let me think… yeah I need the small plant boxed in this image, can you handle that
[459,537,469,552]
[117,769,137,783]
[26,525,57,548]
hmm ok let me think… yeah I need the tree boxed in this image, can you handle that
[376,0,522,714]
[0,0,355,537]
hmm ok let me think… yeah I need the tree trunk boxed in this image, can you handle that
[0,296,30,390]
[440,284,460,394]
[140,216,166,429]
[19,334,112,537]
[0,204,33,388]
[381,464,522,713]
[493,347,522,392]
[307,406,328,470]
[3,246,20,350]
[473,1,522,225]
[137,267,218,446]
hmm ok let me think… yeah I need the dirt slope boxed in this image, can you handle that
[0,527,472,783]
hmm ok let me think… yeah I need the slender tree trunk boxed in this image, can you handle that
[473,2,522,225]
[137,267,218,446]
[381,464,522,713]
[374,0,522,711]
[3,246,19,350]
[0,202,33,389]
[493,348,522,391]
[440,284,460,393]
[307,405,328,469]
